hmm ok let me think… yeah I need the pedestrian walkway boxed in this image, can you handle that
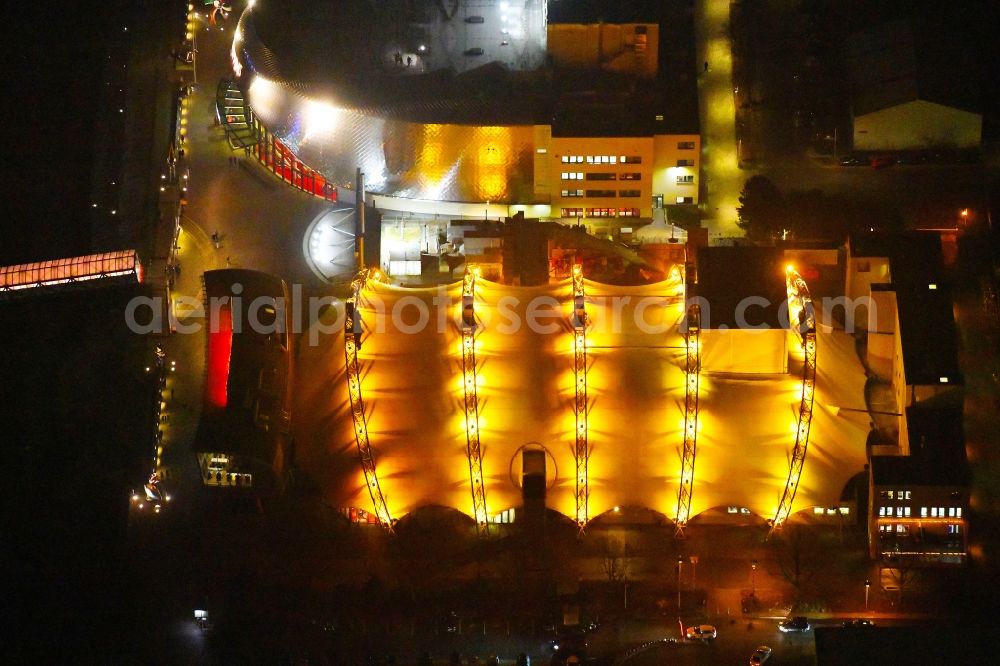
[695,0,747,240]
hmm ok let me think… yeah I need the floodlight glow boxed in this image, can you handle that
[247,76,279,117]
[304,100,341,139]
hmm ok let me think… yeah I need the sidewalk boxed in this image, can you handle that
[695,0,746,239]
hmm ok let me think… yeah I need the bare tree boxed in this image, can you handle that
[883,556,919,610]
[769,524,825,606]
[601,536,629,583]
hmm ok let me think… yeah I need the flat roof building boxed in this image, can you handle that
[869,406,970,566]
[693,247,790,374]
[195,269,294,495]
[846,20,982,151]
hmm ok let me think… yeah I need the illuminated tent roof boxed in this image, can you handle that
[294,272,868,524]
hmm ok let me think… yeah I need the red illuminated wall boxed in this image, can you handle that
[205,306,233,409]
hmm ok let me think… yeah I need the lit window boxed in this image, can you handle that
[537,148,547,154]
[929,284,937,290]
[888,491,894,499]
[879,506,885,517]
[931,507,938,517]
[939,377,949,383]
[896,507,903,517]
[727,506,738,514]
[839,507,850,515]
[921,507,927,517]
[948,507,955,517]
[939,507,945,516]
[905,491,911,500]
[957,507,962,517]
[904,507,911,516]
[815,507,825,515]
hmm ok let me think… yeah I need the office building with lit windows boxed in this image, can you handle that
[850,232,970,566]
[229,0,699,228]
[869,407,970,565]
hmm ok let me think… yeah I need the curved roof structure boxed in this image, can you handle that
[0,250,141,297]
[231,1,684,203]
[294,273,869,524]
[238,0,549,124]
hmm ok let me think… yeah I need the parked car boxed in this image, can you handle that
[778,616,811,633]
[839,153,867,166]
[895,151,929,165]
[464,47,484,56]
[685,624,717,641]
[465,15,485,23]
[750,645,772,665]
[870,154,895,169]
[842,618,875,628]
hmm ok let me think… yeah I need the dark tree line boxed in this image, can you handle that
[737,175,904,241]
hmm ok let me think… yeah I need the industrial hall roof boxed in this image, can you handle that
[845,19,981,117]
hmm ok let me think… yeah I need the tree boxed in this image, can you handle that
[883,555,920,610]
[737,175,786,240]
[601,536,629,583]
[769,523,826,608]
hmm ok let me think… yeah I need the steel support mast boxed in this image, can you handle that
[770,267,817,536]
[461,266,490,536]
[344,268,393,531]
[674,303,701,537]
[571,264,590,528]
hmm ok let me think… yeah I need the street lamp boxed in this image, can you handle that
[751,560,758,598]
[677,556,684,612]
[865,579,871,611]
